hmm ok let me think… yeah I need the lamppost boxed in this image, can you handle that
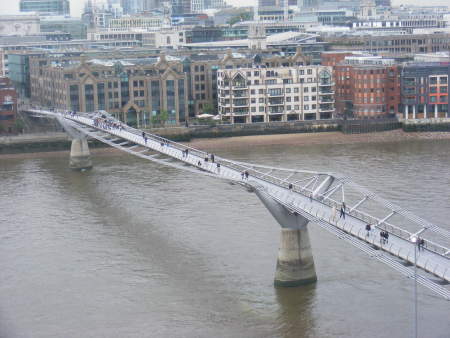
[410,235,418,338]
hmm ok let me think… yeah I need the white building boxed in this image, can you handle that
[108,15,163,30]
[217,65,334,123]
[0,15,41,36]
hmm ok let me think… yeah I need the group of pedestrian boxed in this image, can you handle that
[380,230,389,244]
[94,116,123,131]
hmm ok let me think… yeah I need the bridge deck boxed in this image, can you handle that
[30,110,450,299]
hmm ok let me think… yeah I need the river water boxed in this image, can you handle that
[1,138,449,338]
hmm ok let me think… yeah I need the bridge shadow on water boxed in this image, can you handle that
[274,284,317,338]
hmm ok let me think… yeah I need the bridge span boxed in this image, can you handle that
[28,109,450,300]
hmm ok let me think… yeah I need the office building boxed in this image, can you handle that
[29,54,188,125]
[20,0,70,16]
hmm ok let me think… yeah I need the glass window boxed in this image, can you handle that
[151,80,160,113]
[166,80,176,117]
[84,84,94,112]
[97,83,105,110]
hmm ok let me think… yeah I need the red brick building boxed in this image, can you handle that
[333,57,401,118]
[0,77,18,133]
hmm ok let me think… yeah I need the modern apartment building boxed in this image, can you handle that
[217,65,334,123]
[401,63,450,119]
[19,0,70,16]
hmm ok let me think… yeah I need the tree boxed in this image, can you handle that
[151,110,169,127]
[202,103,215,115]
[14,119,25,133]
[227,11,253,26]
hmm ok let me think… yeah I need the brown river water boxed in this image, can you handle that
[1,137,449,338]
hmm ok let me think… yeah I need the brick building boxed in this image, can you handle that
[0,77,17,133]
[333,56,401,118]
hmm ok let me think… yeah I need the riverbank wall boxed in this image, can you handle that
[2,118,450,155]
[402,118,450,132]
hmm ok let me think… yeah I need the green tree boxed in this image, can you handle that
[202,103,215,115]
[151,110,169,127]
[14,119,25,133]
[227,11,252,26]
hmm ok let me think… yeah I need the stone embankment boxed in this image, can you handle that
[2,118,450,155]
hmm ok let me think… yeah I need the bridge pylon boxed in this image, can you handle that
[255,188,317,287]
[69,138,92,170]
[56,115,93,170]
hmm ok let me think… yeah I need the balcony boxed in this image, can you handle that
[319,81,334,87]
[319,89,334,94]
[232,90,248,98]
[319,97,334,103]
[319,103,334,112]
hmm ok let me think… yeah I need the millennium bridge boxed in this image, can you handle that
[27,109,450,300]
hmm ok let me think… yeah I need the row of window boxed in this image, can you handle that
[227,104,320,113]
[219,87,319,96]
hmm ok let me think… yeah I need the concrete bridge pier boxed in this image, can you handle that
[275,227,317,286]
[255,189,317,287]
[55,116,93,170]
[69,137,92,170]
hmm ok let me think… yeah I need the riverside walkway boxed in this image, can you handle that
[30,109,450,300]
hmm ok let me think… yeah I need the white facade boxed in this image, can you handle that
[0,15,40,36]
[108,15,163,30]
[217,66,334,123]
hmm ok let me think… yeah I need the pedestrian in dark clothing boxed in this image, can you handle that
[289,183,293,190]
[366,224,371,237]
[385,231,389,244]
[339,205,346,219]
[185,149,189,156]
[241,172,245,180]
[211,154,215,163]
[142,132,145,139]
[420,238,425,251]
[216,162,221,173]
[244,171,249,180]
